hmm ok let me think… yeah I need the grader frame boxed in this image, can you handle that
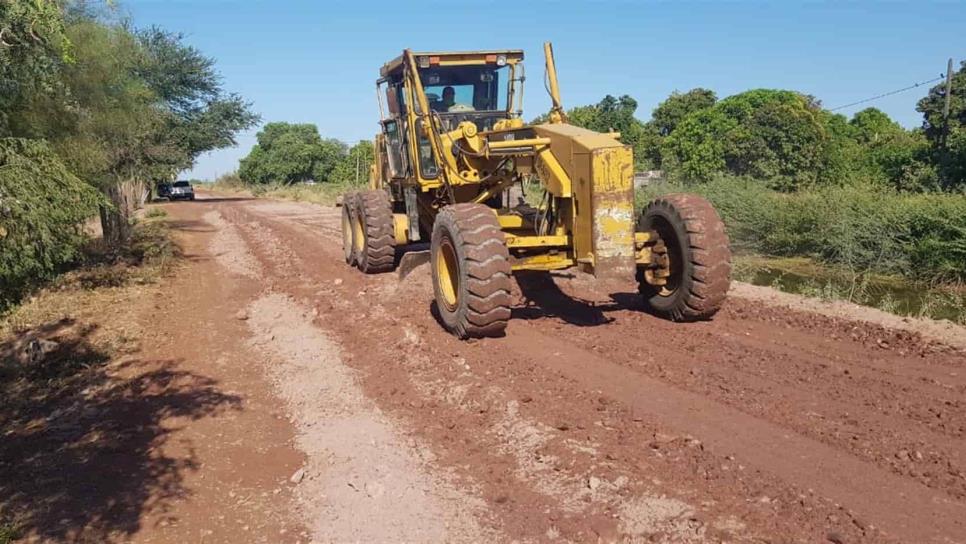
[342,43,732,338]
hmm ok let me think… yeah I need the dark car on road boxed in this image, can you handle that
[169,180,195,201]
[155,182,173,200]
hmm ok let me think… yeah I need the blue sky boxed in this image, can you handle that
[125,1,966,180]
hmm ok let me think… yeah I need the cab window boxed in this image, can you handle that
[420,65,508,113]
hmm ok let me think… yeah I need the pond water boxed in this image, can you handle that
[736,256,966,324]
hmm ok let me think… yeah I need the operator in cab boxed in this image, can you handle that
[431,86,456,112]
[432,86,474,113]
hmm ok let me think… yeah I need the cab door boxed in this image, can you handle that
[380,81,409,180]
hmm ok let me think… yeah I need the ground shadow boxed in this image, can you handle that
[424,272,666,331]
[163,218,216,234]
[512,272,619,326]
[0,320,240,541]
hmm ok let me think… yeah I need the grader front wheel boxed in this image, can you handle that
[637,194,731,321]
[431,204,512,339]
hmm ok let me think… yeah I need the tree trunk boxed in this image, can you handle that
[99,178,145,250]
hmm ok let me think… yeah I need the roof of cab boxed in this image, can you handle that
[379,49,524,78]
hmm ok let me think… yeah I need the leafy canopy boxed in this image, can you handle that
[0,138,102,307]
[0,0,73,135]
[917,61,966,187]
[662,89,831,190]
[239,123,347,185]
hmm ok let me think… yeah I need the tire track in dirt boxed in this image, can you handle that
[216,197,962,543]
[502,322,966,542]
[515,274,966,502]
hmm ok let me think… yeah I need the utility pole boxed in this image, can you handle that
[355,152,361,184]
[942,58,954,148]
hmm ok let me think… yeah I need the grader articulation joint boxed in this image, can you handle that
[341,43,732,338]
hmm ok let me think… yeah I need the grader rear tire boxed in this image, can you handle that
[341,192,359,266]
[354,190,396,273]
[637,194,731,321]
[431,203,512,339]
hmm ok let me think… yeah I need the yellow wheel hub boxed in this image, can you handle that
[435,237,460,310]
[352,211,365,254]
[342,210,352,253]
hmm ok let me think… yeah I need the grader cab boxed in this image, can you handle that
[342,43,732,338]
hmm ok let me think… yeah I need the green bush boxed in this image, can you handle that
[0,139,102,309]
[903,194,966,282]
[639,176,966,282]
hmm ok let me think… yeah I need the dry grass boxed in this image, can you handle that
[0,216,178,347]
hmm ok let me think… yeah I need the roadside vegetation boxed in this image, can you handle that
[639,178,966,322]
[0,0,255,311]
[204,121,376,205]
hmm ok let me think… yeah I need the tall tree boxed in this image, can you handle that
[649,88,717,137]
[16,14,257,247]
[639,88,717,168]
[329,140,374,184]
[662,89,830,190]
[239,123,346,185]
[134,27,259,175]
[917,60,966,188]
[845,108,937,191]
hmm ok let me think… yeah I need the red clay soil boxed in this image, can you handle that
[198,194,964,543]
[6,192,963,543]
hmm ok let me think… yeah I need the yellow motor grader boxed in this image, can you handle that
[342,43,731,338]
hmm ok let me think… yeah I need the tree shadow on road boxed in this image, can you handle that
[0,319,241,542]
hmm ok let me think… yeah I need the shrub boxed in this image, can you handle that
[0,139,102,309]
[213,171,245,187]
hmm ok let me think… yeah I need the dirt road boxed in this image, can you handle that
[76,193,966,543]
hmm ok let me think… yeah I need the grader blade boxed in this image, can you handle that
[397,250,430,281]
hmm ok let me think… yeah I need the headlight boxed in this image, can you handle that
[496,54,507,66]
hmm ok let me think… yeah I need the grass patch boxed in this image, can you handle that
[251,182,354,206]
[144,207,167,219]
[200,171,367,207]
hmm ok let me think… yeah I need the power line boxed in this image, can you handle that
[829,75,945,112]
